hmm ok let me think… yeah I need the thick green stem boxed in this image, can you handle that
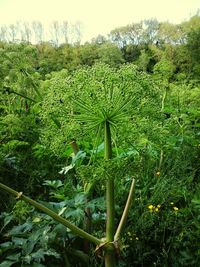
[0,182,101,246]
[114,178,135,241]
[104,120,116,267]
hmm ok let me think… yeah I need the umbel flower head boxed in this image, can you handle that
[70,63,159,140]
[73,88,135,135]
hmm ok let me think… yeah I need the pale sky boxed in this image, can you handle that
[0,0,199,42]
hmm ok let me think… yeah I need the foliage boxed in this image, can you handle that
[0,17,200,266]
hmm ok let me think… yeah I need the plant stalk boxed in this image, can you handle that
[104,120,116,267]
[114,178,135,241]
[0,182,101,246]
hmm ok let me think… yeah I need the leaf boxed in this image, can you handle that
[43,180,63,188]
[0,260,16,267]
[90,142,104,154]
[30,248,60,262]
[59,164,74,174]
[0,214,14,232]
[8,222,33,236]
[0,242,13,249]
[72,150,86,166]
[22,239,36,255]
[52,224,68,237]
[12,237,27,246]
[6,253,21,261]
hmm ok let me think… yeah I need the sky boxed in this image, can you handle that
[0,0,199,42]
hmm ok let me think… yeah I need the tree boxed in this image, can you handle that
[137,49,151,71]
[79,43,99,65]
[158,22,183,44]
[109,26,128,47]
[143,19,159,44]
[97,42,124,66]
[61,20,69,44]
[32,21,44,43]
[50,21,61,46]
[91,34,107,45]
[70,21,83,45]
[8,24,18,42]
[0,25,8,42]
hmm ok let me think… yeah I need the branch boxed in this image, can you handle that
[114,178,135,241]
[0,182,101,246]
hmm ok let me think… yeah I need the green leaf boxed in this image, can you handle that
[6,253,21,261]
[1,214,14,232]
[0,261,16,267]
[12,237,27,246]
[59,164,74,174]
[72,150,86,166]
[8,222,33,236]
[43,180,63,189]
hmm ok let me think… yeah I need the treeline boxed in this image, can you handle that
[0,21,82,45]
[0,14,200,81]
[0,14,200,46]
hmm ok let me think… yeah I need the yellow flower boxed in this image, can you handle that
[173,207,179,211]
[156,171,160,176]
[148,204,154,210]
[155,207,159,212]
[135,237,139,240]
[157,205,161,208]
[170,202,174,205]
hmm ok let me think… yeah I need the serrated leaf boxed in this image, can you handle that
[0,261,16,267]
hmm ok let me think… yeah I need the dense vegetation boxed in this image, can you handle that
[0,15,200,267]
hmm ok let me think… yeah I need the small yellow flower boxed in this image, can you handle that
[173,207,179,211]
[170,202,174,205]
[157,205,161,208]
[156,171,160,176]
[148,204,154,210]
[135,237,139,240]
[155,207,159,212]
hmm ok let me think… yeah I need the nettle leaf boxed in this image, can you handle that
[64,208,85,223]
[0,213,14,232]
[86,197,105,211]
[74,193,85,206]
[52,224,68,237]
[23,254,32,264]
[8,222,33,236]
[12,237,27,246]
[0,260,17,267]
[30,248,60,262]
[22,239,36,255]
[6,253,21,261]
[0,241,13,249]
